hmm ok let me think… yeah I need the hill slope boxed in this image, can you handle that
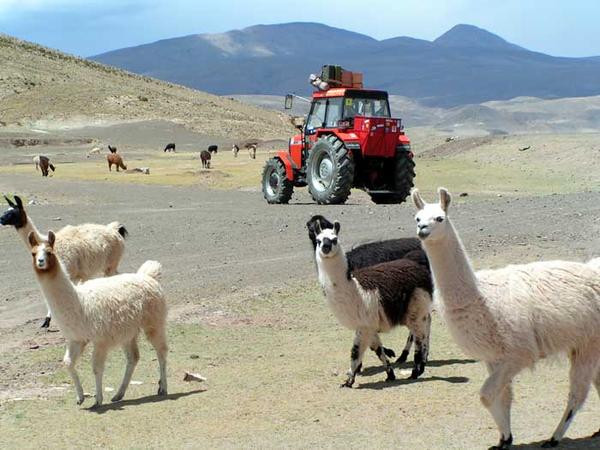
[91,22,600,107]
[0,34,292,139]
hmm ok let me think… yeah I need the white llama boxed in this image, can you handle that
[1,195,127,327]
[412,187,600,449]
[28,231,168,408]
[314,220,432,387]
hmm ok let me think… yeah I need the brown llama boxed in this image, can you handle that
[107,153,127,172]
[33,155,56,177]
[200,150,211,169]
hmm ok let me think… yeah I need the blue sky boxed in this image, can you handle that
[1,0,599,57]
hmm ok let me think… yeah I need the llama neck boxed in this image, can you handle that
[16,218,45,249]
[422,220,482,308]
[34,260,83,323]
[316,247,352,290]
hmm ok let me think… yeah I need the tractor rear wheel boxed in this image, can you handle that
[262,158,293,204]
[307,135,355,204]
[369,149,415,204]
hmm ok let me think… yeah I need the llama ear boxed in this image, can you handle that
[411,188,425,210]
[4,195,15,208]
[47,231,56,247]
[314,220,322,235]
[438,187,451,212]
[333,221,341,235]
[28,231,38,248]
[14,195,23,209]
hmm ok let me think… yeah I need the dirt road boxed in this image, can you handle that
[1,173,598,333]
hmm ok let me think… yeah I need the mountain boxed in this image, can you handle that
[433,24,524,51]
[0,34,292,139]
[91,22,600,107]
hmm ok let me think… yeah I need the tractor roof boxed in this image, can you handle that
[312,88,388,99]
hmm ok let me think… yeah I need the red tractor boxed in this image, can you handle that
[261,65,415,205]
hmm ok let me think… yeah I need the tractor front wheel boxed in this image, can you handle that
[262,158,293,204]
[307,135,355,204]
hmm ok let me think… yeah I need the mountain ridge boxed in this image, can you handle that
[91,22,600,107]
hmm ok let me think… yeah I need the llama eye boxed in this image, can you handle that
[436,216,444,222]
[331,238,338,245]
[316,239,321,245]
[416,217,421,223]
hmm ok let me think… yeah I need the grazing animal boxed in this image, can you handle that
[412,187,600,449]
[0,195,127,328]
[232,141,258,159]
[107,153,127,172]
[208,145,218,154]
[164,143,176,152]
[313,220,433,387]
[200,150,211,169]
[108,145,117,153]
[306,215,430,362]
[87,147,101,158]
[33,155,55,177]
[28,231,167,408]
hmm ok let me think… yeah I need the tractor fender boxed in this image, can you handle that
[398,135,410,146]
[274,151,296,181]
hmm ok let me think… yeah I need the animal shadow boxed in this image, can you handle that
[513,434,600,449]
[86,389,206,414]
[359,357,477,377]
[356,375,469,390]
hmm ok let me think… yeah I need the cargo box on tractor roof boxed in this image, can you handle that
[262,65,415,205]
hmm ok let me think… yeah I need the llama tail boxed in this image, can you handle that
[49,163,55,172]
[138,260,162,280]
[108,221,129,238]
[587,257,600,271]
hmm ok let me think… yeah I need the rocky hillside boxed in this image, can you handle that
[0,34,293,139]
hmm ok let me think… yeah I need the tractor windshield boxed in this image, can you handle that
[344,97,390,118]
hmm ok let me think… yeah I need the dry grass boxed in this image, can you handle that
[1,131,598,197]
[1,283,599,448]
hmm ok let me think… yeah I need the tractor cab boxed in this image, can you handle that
[263,65,414,205]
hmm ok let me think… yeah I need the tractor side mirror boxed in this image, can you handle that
[284,94,294,110]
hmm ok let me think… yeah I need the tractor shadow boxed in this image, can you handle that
[86,389,206,414]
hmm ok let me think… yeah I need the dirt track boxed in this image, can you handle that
[1,172,598,335]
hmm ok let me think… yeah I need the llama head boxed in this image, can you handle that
[29,231,57,272]
[412,187,452,242]
[306,215,335,249]
[314,220,341,258]
[0,195,27,228]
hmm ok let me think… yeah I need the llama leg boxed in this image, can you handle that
[41,303,52,328]
[370,333,395,382]
[112,337,140,402]
[543,348,599,447]
[64,341,86,405]
[593,370,600,438]
[481,362,519,450]
[145,327,168,396]
[408,314,431,379]
[342,330,370,388]
[398,333,413,364]
[91,344,108,407]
